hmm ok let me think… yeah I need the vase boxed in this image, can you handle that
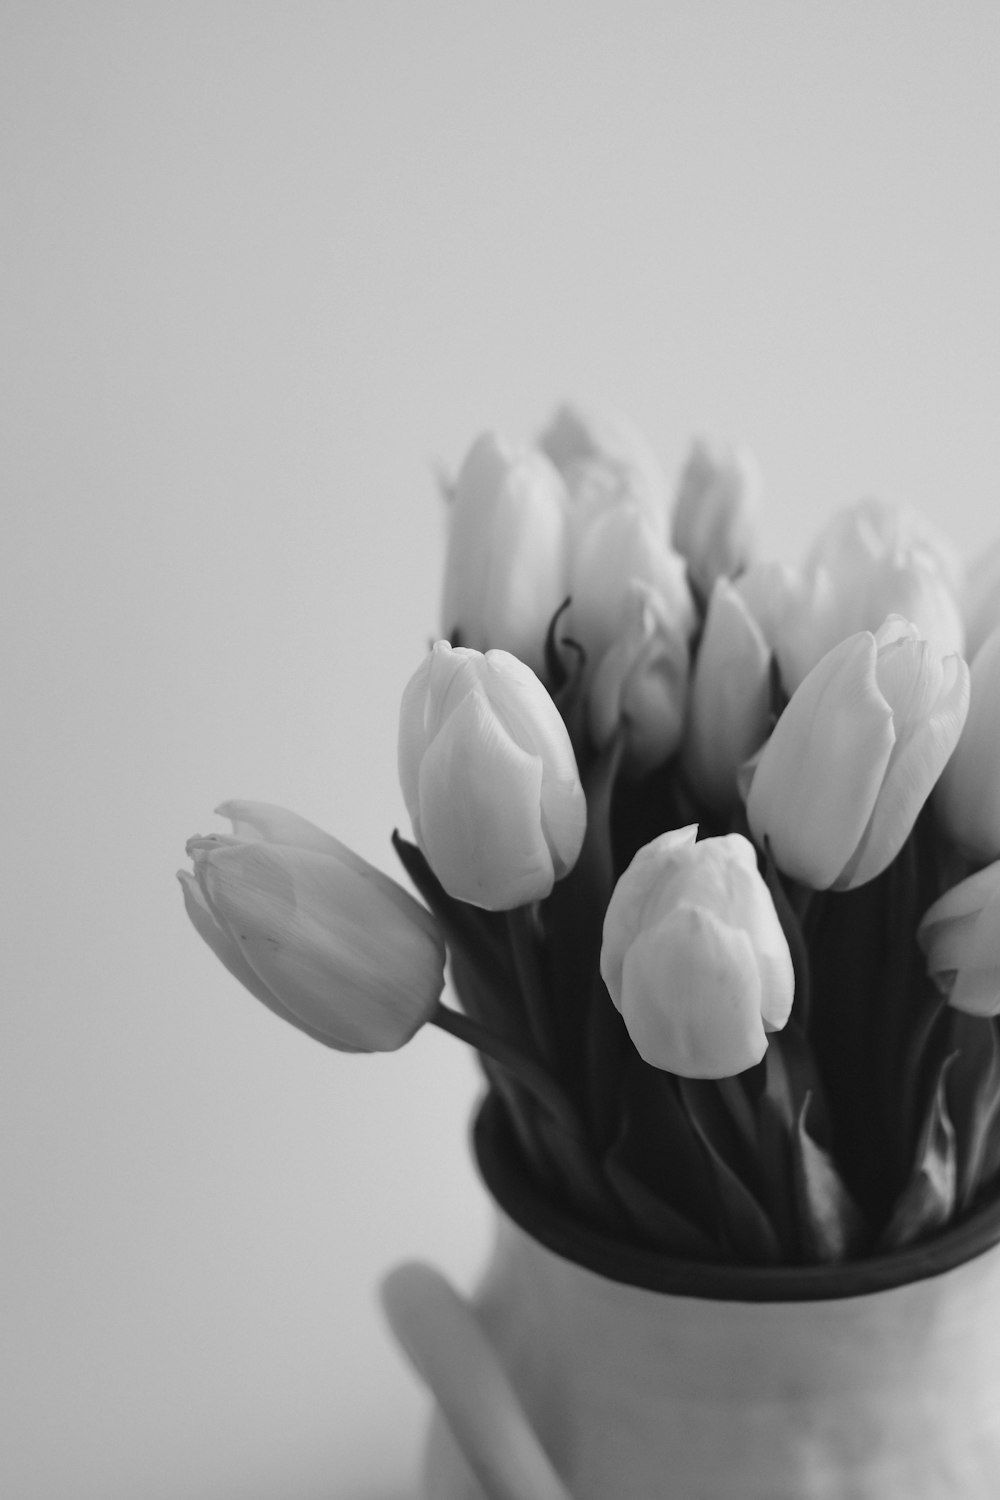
[382,1093,1000,1500]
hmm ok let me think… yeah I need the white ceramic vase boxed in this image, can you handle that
[383,1100,1000,1500]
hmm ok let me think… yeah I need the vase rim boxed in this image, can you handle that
[472,1091,1000,1302]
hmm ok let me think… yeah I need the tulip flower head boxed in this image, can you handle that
[588,580,689,774]
[918,862,1000,1017]
[398,642,587,910]
[180,802,446,1051]
[600,826,794,1078]
[681,577,772,813]
[746,616,970,890]
[440,430,570,679]
[935,622,1000,864]
[671,438,762,599]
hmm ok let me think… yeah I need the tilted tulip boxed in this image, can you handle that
[918,862,1000,1017]
[440,431,570,680]
[671,438,762,599]
[746,616,970,890]
[935,623,1000,863]
[588,581,689,774]
[538,400,667,529]
[600,826,794,1078]
[180,802,446,1051]
[738,498,965,694]
[682,577,772,814]
[398,642,586,910]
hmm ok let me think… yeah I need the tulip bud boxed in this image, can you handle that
[566,492,695,683]
[671,438,762,599]
[918,862,1000,1017]
[682,577,772,813]
[600,826,794,1078]
[179,802,445,1051]
[440,431,570,679]
[398,642,586,910]
[935,623,1000,863]
[746,617,970,890]
[538,401,666,528]
[588,581,689,773]
[964,535,1000,662]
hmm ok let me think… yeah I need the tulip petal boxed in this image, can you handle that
[197,843,443,1051]
[179,867,345,1048]
[683,579,772,811]
[840,646,970,889]
[416,688,553,910]
[620,906,768,1078]
[746,633,895,889]
[600,826,699,1006]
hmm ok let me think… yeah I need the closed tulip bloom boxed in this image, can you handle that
[746,617,970,890]
[398,642,586,910]
[588,581,689,773]
[566,491,695,682]
[918,862,1000,1016]
[538,401,666,529]
[180,802,445,1051]
[600,827,794,1078]
[671,438,762,599]
[440,431,570,679]
[935,623,1000,863]
[682,577,772,813]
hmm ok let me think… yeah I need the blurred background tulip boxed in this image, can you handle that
[587,581,689,774]
[180,802,445,1051]
[600,826,794,1078]
[440,431,570,680]
[738,498,966,694]
[746,617,970,889]
[919,862,1000,1017]
[398,642,586,910]
[670,437,761,600]
[538,400,667,530]
[935,623,1000,864]
[565,485,695,686]
[682,577,772,813]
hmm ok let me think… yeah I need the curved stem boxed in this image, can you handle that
[431,1000,582,1139]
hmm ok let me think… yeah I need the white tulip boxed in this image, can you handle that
[398,642,586,910]
[588,581,689,773]
[918,862,1000,1017]
[600,827,794,1078]
[746,617,970,890]
[935,623,1000,863]
[440,431,570,679]
[180,802,445,1052]
[682,578,772,813]
[671,438,762,598]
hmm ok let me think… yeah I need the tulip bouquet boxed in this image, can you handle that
[182,404,1000,1269]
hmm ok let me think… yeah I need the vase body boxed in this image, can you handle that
[422,1209,1000,1499]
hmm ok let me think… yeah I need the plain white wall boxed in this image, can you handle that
[3,4,999,1497]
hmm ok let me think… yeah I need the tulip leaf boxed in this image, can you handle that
[945,1011,1000,1212]
[603,1126,726,1262]
[791,1093,868,1263]
[878,1052,958,1252]
[679,1078,782,1265]
[543,596,576,695]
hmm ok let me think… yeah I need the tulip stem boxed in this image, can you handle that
[430,1001,583,1139]
[505,909,556,1065]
